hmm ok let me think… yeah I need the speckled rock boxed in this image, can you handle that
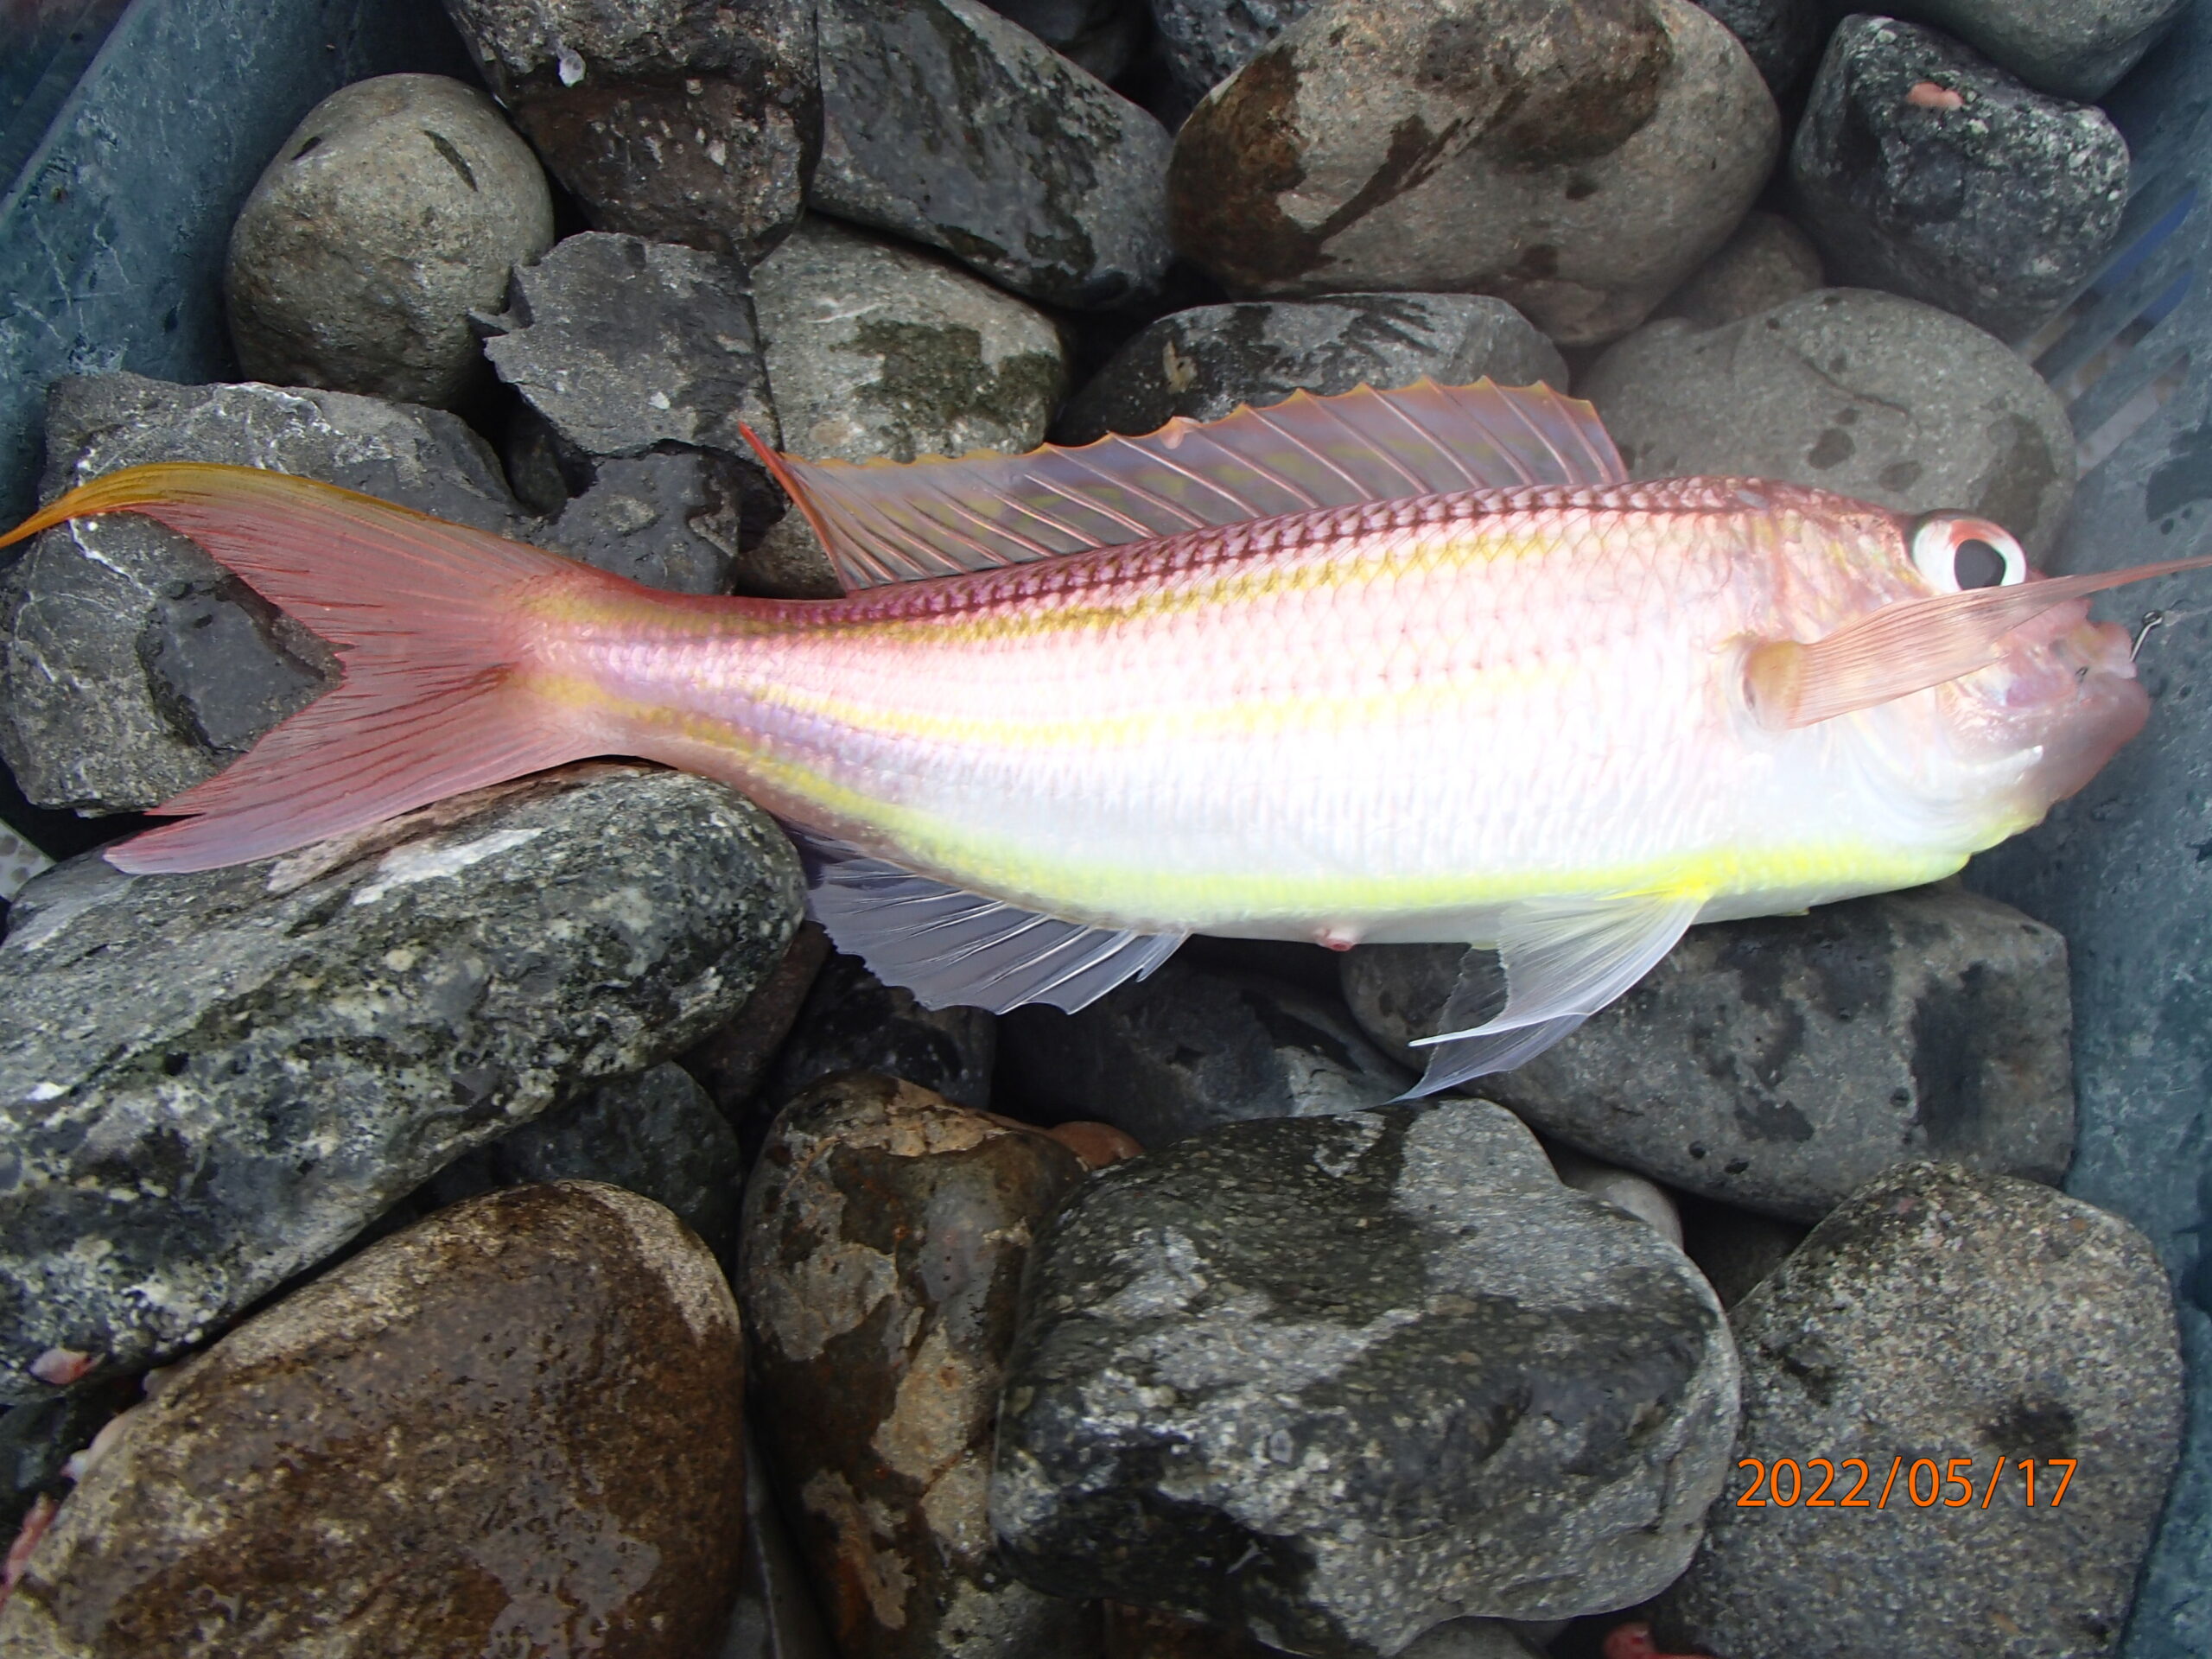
[1344,887,2074,1223]
[419,1062,746,1265]
[533,446,763,594]
[1652,211,1823,328]
[225,75,553,410]
[1789,17,2130,342]
[1169,0,1778,345]
[683,922,834,1128]
[1147,0,1313,114]
[480,232,779,464]
[0,1182,747,1657]
[0,766,802,1402]
[1881,0,2190,102]
[1547,1147,1681,1247]
[1652,1164,2185,1659]
[740,1074,1096,1659]
[992,1103,1740,1649]
[766,951,998,1116]
[741,215,1071,595]
[986,0,1147,82]
[813,0,1174,308]
[0,373,524,815]
[438,0,818,264]
[997,958,1410,1149]
[1580,289,2079,556]
[1055,295,1565,445]
[1689,0,1823,92]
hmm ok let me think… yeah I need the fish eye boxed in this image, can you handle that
[1910,513,2027,594]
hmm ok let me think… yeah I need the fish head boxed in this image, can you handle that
[1787,506,2151,838]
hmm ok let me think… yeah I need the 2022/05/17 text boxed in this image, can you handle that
[1736,1456,2077,1509]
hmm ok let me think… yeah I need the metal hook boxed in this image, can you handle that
[2133,610,2169,661]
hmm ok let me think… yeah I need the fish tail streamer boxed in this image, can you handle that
[0,463,618,873]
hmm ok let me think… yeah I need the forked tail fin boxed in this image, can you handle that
[0,463,615,873]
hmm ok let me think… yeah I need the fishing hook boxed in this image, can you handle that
[2133,609,2169,661]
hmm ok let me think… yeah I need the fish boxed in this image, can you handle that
[4,378,2206,1096]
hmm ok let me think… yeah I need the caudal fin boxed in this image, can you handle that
[0,463,610,873]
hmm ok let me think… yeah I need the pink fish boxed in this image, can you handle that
[3,380,2201,1093]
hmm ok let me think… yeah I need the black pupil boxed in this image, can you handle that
[1954,538,2006,589]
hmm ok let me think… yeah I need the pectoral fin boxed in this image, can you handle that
[1403,892,1703,1097]
[1749,552,2212,729]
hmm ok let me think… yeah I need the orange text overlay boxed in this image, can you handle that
[1735,1456,2076,1510]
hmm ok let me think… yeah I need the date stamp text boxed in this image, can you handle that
[1735,1455,2075,1509]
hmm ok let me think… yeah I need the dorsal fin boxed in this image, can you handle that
[741,378,1626,592]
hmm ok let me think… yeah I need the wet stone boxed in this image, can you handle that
[1547,1146,1682,1248]
[535,446,760,594]
[1688,0,1824,93]
[996,957,1410,1150]
[1652,1164,2186,1659]
[226,75,554,410]
[1146,0,1313,119]
[991,1103,1740,1650]
[438,0,819,264]
[1651,211,1823,329]
[1055,294,1566,445]
[738,1073,1096,1659]
[0,1182,748,1657]
[1580,288,2080,557]
[0,766,802,1402]
[419,1062,746,1266]
[1880,0,2190,102]
[1789,17,2130,342]
[765,950,999,1116]
[1168,0,1778,346]
[0,372,524,814]
[1344,887,2075,1223]
[683,922,835,1130]
[741,215,1071,595]
[480,231,780,464]
[813,0,1175,309]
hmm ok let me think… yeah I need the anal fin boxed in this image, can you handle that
[790,829,1185,1015]
[1404,892,1704,1097]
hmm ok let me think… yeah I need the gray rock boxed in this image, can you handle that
[225,74,555,409]
[437,0,819,264]
[536,447,760,594]
[765,950,998,1116]
[1882,0,2190,102]
[0,373,524,815]
[1653,1164,2185,1659]
[1546,1146,1682,1247]
[480,232,780,463]
[420,1062,746,1264]
[991,1103,1740,1649]
[0,1183,750,1658]
[1168,0,1778,346]
[1652,210,1824,329]
[997,957,1411,1148]
[1690,0,1823,92]
[1147,0,1312,113]
[1789,17,2130,343]
[813,0,1175,308]
[1344,887,2075,1223]
[743,215,1071,594]
[1056,294,1567,445]
[986,0,1147,83]
[1580,289,2079,557]
[1397,1620,1546,1659]
[0,765,802,1402]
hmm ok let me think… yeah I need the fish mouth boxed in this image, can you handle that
[2012,619,2150,809]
